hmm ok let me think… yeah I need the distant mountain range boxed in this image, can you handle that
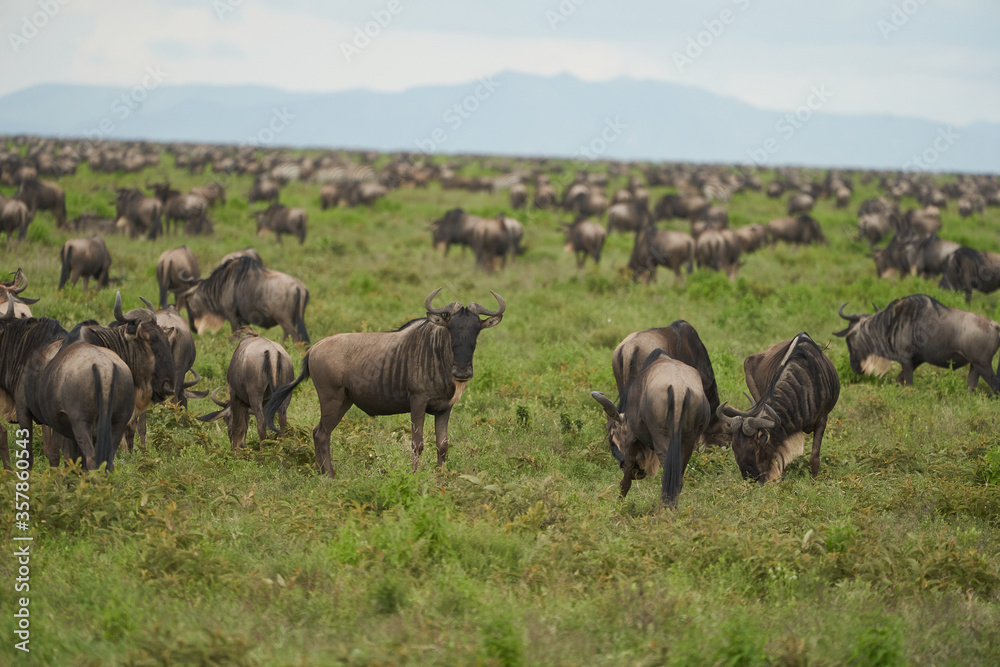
[1,73,996,173]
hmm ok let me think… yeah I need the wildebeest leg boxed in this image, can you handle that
[410,401,427,472]
[433,409,451,467]
[313,394,352,478]
[69,420,98,470]
[228,399,250,451]
[42,425,59,468]
[137,411,147,448]
[896,361,914,386]
[809,417,827,478]
[0,427,9,470]
[54,432,79,468]
[251,401,268,450]
[82,275,90,292]
[124,416,137,453]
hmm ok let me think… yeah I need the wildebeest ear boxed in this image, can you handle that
[832,327,850,338]
[591,392,622,423]
[427,313,449,327]
[479,314,502,329]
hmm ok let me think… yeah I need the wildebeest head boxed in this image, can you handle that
[717,399,783,483]
[424,287,505,381]
[833,302,876,375]
[112,292,176,402]
[590,391,653,480]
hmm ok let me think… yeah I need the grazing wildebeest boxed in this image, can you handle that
[248,176,281,204]
[23,334,134,472]
[0,269,39,319]
[718,332,839,483]
[766,215,825,246]
[472,216,511,273]
[320,184,340,210]
[628,225,695,283]
[71,212,118,235]
[857,214,892,248]
[263,288,505,478]
[76,294,176,451]
[611,321,727,451]
[156,246,201,308]
[431,208,487,256]
[736,223,766,253]
[198,331,294,450]
[58,237,112,291]
[179,256,310,343]
[695,228,741,280]
[900,206,941,236]
[563,218,607,267]
[939,247,1000,303]
[190,182,226,208]
[156,305,207,408]
[255,204,307,244]
[834,295,1000,393]
[115,188,162,239]
[592,349,710,508]
[16,178,66,228]
[786,193,815,216]
[691,205,728,238]
[533,184,557,209]
[150,183,210,235]
[0,197,31,242]
[498,215,524,261]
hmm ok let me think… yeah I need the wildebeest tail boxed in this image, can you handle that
[264,352,310,432]
[662,386,688,506]
[157,260,170,308]
[58,245,72,290]
[94,363,117,472]
[294,288,310,343]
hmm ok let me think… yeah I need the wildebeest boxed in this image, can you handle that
[150,182,210,235]
[0,269,39,319]
[563,218,607,267]
[900,206,941,236]
[16,178,66,228]
[472,215,513,273]
[875,232,958,279]
[695,228,741,280]
[254,204,307,244]
[58,237,112,291]
[939,247,1000,303]
[766,215,826,246]
[431,208,488,256]
[115,188,162,239]
[834,295,1000,393]
[786,193,815,216]
[607,202,652,233]
[198,331,294,450]
[692,205,729,238]
[718,332,840,483]
[262,288,504,477]
[654,193,709,222]
[0,197,31,242]
[611,322,727,451]
[219,247,263,266]
[533,183,557,209]
[248,176,280,204]
[628,226,695,283]
[735,223,766,253]
[156,246,201,308]
[156,305,207,408]
[179,256,310,343]
[70,212,118,235]
[190,182,226,208]
[592,349,710,508]
[509,183,527,209]
[320,183,340,210]
[857,214,892,248]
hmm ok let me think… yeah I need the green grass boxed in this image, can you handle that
[1,155,999,665]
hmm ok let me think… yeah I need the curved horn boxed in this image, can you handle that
[209,387,229,407]
[113,291,126,322]
[721,402,754,419]
[716,402,744,428]
[182,369,202,389]
[468,291,506,317]
[424,287,462,315]
[763,403,781,426]
[872,302,880,314]
[838,302,861,321]
[744,416,776,434]
[9,269,26,294]
[140,296,156,312]
[1,294,16,320]
[742,391,755,407]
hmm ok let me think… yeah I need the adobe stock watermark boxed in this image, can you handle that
[244,107,295,147]
[8,0,72,53]
[414,76,501,154]
[746,85,833,166]
[877,0,930,40]
[340,0,407,62]
[902,127,959,171]
[673,0,752,72]
[82,66,169,142]
[212,0,244,20]
[545,0,588,31]
[576,117,628,160]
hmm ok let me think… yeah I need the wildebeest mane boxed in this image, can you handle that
[199,256,266,307]
[0,317,67,387]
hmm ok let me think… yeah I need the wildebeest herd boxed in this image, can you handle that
[3,136,1000,513]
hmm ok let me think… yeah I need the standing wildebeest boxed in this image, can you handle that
[509,183,527,209]
[695,229,741,280]
[198,331,294,450]
[0,197,31,242]
[320,184,340,210]
[190,182,226,208]
[692,205,729,238]
[654,193,710,222]
[58,237,112,291]
[718,332,840,483]
[611,322,727,451]
[248,176,281,204]
[786,193,815,216]
[0,269,39,319]
[254,204,307,244]
[736,223,766,253]
[563,218,607,267]
[939,247,1000,303]
[156,246,201,308]
[115,188,162,239]
[628,225,695,283]
[591,349,710,508]
[76,294,176,451]
[263,288,505,478]
[431,208,487,256]
[471,216,511,274]
[156,305,207,408]
[766,215,826,246]
[150,183,209,235]
[179,256,310,343]
[16,178,66,228]
[834,296,1000,393]
[857,213,892,248]
[607,202,652,233]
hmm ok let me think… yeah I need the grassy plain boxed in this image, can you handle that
[1,153,1000,665]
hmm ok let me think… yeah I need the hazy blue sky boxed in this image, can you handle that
[3,0,998,125]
